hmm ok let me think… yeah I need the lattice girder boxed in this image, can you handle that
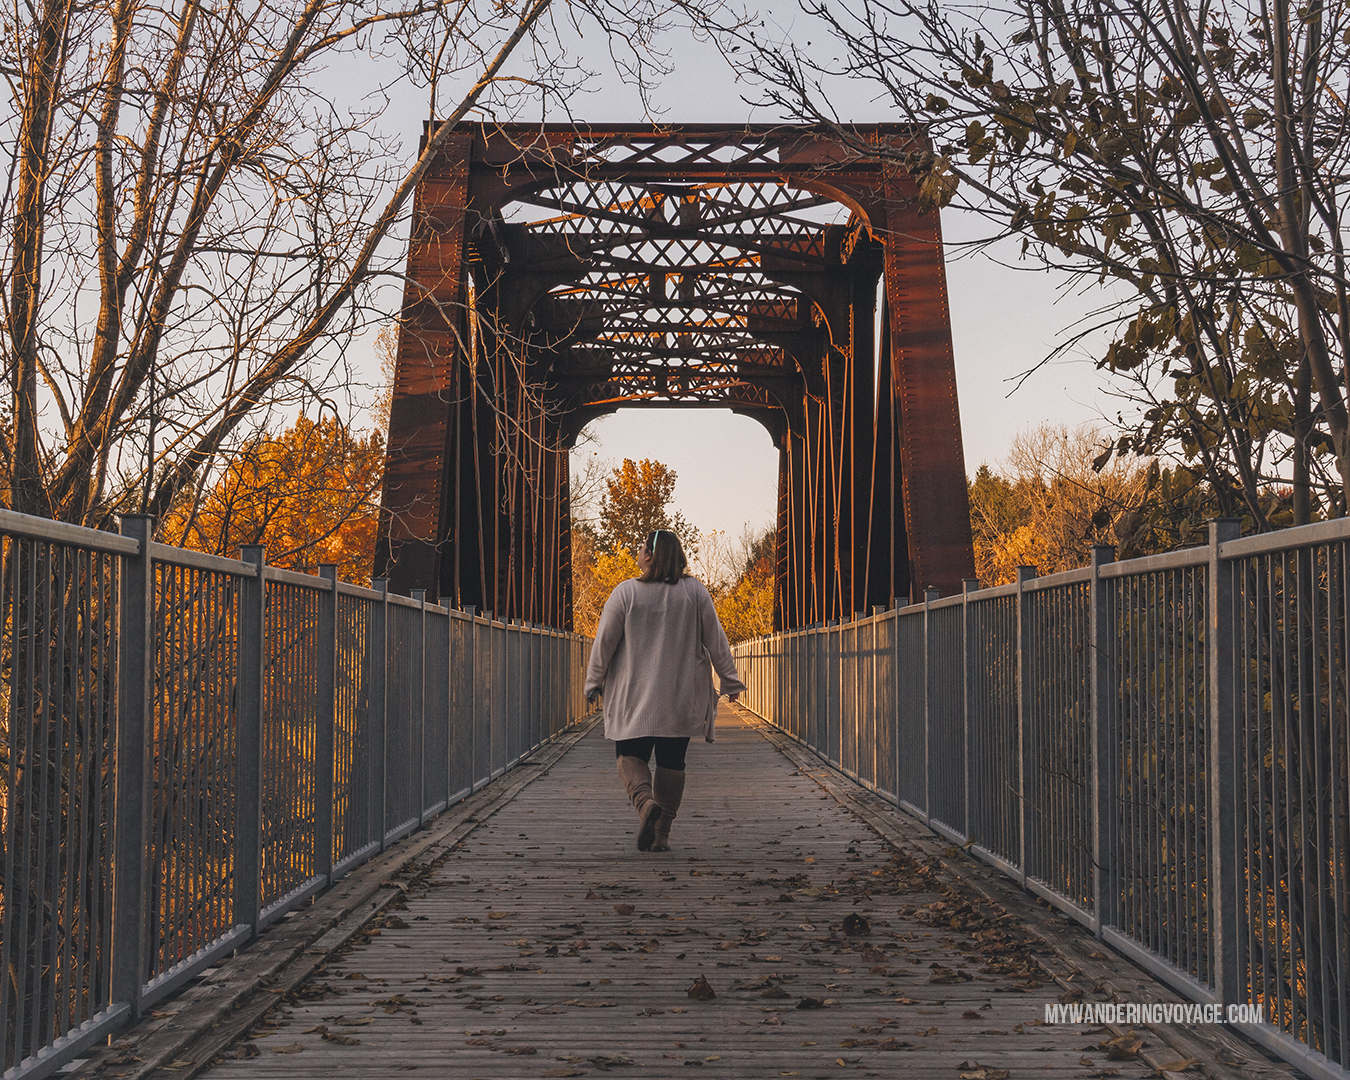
[377,124,974,628]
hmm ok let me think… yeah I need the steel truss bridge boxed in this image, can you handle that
[375,123,975,628]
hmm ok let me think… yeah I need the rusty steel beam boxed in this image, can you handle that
[376,124,974,627]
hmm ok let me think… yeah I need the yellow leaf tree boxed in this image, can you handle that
[163,416,384,584]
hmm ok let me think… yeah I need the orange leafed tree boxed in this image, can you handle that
[163,416,384,584]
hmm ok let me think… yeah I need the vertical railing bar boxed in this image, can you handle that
[179,564,194,959]
[1309,543,1331,1054]
[1152,571,1163,959]
[1335,541,1350,1064]
[198,570,212,946]
[1245,555,1263,1032]
[1176,567,1187,972]
[237,546,266,940]
[222,573,236,940]
[1146,572,1158,959]
[1197,562,1208,977]
[53,546,74,1037]
[49,545,69,1036]
[922,588,937,824]
[3,541,30,1066]
[315,566,338,884]
[370,581,388,849]
[112,516,154,1021]
[31,540,54,1055]
[1207,520,1240,1005]
[1277,548,1293,1028]
[168,564,182,965]
[1015,566,1034,886]
[1166,568,1177,969]
[1090,548,1114,935]
[1258,556,1279,1031]
[1189,565,1199,972]
[411,590,427,821]
[0,537,13,1069]
[70,550,90,1031]
[446,610,455,807]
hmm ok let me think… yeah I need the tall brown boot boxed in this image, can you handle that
[616,756,663,852]
[650,767,686,852]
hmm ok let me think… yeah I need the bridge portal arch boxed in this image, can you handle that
[375,124,974,629]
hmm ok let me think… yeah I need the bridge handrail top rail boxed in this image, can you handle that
[1098,546,1208,578]
[1219,514,1350,557]
[0,506,141,556]
[149,541,256,576]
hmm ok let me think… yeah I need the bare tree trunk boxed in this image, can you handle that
[7,0,73,518]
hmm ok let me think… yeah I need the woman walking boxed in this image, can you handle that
[584,529,746,852]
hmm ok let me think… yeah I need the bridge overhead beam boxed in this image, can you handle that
[377,124,974,626]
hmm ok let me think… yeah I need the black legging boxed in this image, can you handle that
[615,736,690,771]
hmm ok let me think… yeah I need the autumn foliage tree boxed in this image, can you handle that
[968,424,1149,585]
[571,456,703,635]
[162,415,384,583]
[715,526,775,643]
[597,459,700,558]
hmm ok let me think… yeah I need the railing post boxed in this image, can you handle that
[315,565,338,884]
[962,578,979,842]
[411,589,427,821]
[463,606,479,788]
[923,586,939,824]
[1089,546,1116,937]
[370,579,389,851]
[1015,565,1036,888]
[113,515,154,1018]
[892,601,902,810]
[237,545,266,939]
[448,594,459,804]
[1207,519,1241,1005]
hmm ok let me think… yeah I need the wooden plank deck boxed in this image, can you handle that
[197,707,1172,1079]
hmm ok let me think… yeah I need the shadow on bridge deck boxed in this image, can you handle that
[81,707,1298,1080]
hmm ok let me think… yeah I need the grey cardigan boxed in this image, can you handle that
[584,574,747,742]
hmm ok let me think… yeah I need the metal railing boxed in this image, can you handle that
[733,518,1350,1080]
[0,510,592,1080]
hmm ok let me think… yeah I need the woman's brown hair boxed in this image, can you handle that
[639,529,689,584]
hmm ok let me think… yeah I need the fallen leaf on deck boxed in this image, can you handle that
[688,976,717,1000]
[1101,1034,1144,1060]
[878,1037,913,1051]
[613,904,635,915]
[842,913,870,936]
[956,1063,1009,1080]
[270,1043,305,1054]
[1155,1059,1200,1072]
[795,997,825,1009]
